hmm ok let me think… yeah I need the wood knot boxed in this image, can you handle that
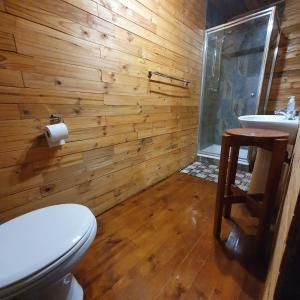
[73,107,82,114]
[22,110,30,115]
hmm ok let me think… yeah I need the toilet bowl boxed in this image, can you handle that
[0,204,97,300]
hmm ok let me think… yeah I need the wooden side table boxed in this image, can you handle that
[214,128,289,252]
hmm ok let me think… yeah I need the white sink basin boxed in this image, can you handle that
[238,115,299,144]
[238,114,299,194]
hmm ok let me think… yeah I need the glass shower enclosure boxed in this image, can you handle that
[198,7,280,164]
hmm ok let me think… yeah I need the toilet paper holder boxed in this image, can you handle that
[44,114,68,148]
[49,114,64,124]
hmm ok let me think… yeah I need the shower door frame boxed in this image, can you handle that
[197,6,280,164]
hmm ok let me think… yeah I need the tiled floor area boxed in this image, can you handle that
[181,161,252,191]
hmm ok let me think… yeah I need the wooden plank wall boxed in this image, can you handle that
[267,0,300,112]
[263,120,300,299]
[0,0,205,222]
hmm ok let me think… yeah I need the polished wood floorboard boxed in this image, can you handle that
[74,173,266,300]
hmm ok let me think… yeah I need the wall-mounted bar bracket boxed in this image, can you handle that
[148,71,190,87]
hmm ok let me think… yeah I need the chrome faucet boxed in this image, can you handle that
[274,96,296,120]
[274,108,288,117]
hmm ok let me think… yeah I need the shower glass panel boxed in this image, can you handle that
[198,8,279,163]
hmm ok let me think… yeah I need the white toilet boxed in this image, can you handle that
[0,204,97,300]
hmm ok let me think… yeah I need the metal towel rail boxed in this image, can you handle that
[148,71,190,87]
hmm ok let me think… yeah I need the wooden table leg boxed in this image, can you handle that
[224,143,240,219]
[214,134,231,239]
[257,138,288,252]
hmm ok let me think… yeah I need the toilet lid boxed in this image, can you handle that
[0,204,94,288]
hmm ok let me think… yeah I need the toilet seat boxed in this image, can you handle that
[0,204,96,299]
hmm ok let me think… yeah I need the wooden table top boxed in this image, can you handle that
[226,128,289,139]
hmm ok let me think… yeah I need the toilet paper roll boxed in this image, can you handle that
[44,123,68,147]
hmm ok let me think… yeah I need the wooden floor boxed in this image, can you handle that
[74,173,266,299]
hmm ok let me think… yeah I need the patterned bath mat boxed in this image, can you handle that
[180,161,251,191]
